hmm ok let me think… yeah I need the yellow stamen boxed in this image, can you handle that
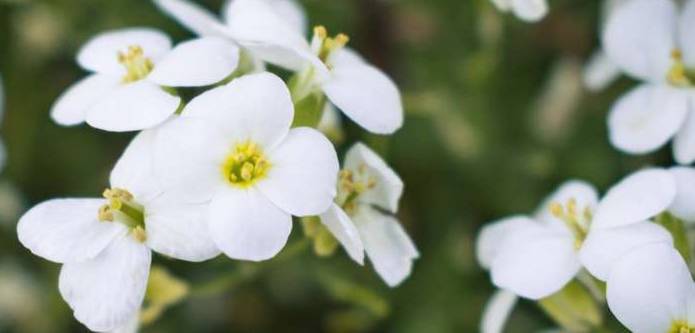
[131,226,147,243]
[312,25,351,64]
[118,45,154,83]
[668,48,693,87]
[337,163,378,215]
[221,141,271,188]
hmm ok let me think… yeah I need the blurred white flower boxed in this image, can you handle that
[480,289,517,333]
[17,130,218,332]
[668,166,695,222]
[51,28,239,132]
[603,0,695,164]
[606,243,695,332]
[582,0,629,91]
[486,169,676,299]
[489,0,548,22]
[319,143,418,287]
[224,0,404,134]
[153,72,339,262]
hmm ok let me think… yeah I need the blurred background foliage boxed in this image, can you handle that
[0,0,668,332]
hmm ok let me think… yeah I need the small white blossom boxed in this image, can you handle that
[485,169,676,299]
[318,143,418,287]
[51,28,239,132]
[606,243,695,332]
[489,0,548,22]
[153,72,339,262]
[603,0,695,164]
[17,130,218,332]
[582,0,629,91]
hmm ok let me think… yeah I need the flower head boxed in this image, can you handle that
[51,28,240,132]
[17,130,218,331]
[603,0,695,163]
[484,169,677,300]
[317,143,418,287]
[153,72,339,261]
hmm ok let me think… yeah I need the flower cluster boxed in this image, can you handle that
[16,0,417,331]
[481,0,695,332]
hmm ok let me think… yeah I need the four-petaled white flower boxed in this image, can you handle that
[489,0,548,22]
[153,72,339,261]
[603,0,695,164]
[17,130,218,332]
[483,169,676,299]
[318,143,418,287]
[51,28,240,132]
[606,243,695,333]
[182,0,403,134]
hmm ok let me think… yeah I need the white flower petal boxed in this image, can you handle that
[674,103,695,165]
[490,220,580,300]
[319,204,364,265]
[148,37,240,87]
[323,63,404,134]
[145,195,220,262]
[153,0,230,37]
[602,0,676,81]
[208,187,292,261]
[86,80,180,132]
[592,168,676,229]
[51,74,120,126]
[17,199,127,264]
[110,129,162,204]
[579,221,673,281]
[154,117,228,204]
[607,243,694,333]
[510,0,548,22]
[354,207,418,287]
[109,314,139,333]
[258,128,338,216]
[344,142,403,212]
[59,236,150,332]
[480,289,518,333]
[265,0,308,35]
[583,50,622,92]
[608,84,688,154]
[534,180,599,228]
[477,216,535,270]
[183,72,293,149]
[668,167,695,222]
[225,0,322,71]
[327,48,365,68]
[680,0,695,67]
[77,28,172,76]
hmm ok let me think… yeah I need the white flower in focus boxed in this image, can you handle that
[606,243,695,332]
[488,169,676,300]
[51,28,240,132]
[153,72,339,261]
[490,0,548,22]
[216,0,404,134]
[318,143,418,287]
[603,0,695,164]
[16,130,218,332]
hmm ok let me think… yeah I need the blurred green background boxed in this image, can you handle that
[0,0,669,332]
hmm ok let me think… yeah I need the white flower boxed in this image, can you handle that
[606,242,695,332]
[487,169,676,299]
[582,0,629,91]
[153,72,339,262]
[667,166,695,222]
[489,0,548,22]
[318,143,418,287]
[603,0,695,164]
[201,0,403,134]
[16,130,218,331]
[51,28,240,132]
[480,289,518,333]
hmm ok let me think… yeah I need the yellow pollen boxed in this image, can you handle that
[312,25,351,64]
[118,45,154,83]
[221,141,271,188]
[548,198,591,249]
[98,188,146,231]
[670,321,695,333]
[131,226,147,243]
[668,48,694,87]
[337,164,377,215]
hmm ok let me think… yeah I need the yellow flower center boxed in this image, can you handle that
[549,198,592,249]
[337,164,377,215]
[667,49,695,87]
[311,25,350,66]
[118,45,154,83]
[98,188,147,242]
[670,321,695,333]
[221,141,271,188]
